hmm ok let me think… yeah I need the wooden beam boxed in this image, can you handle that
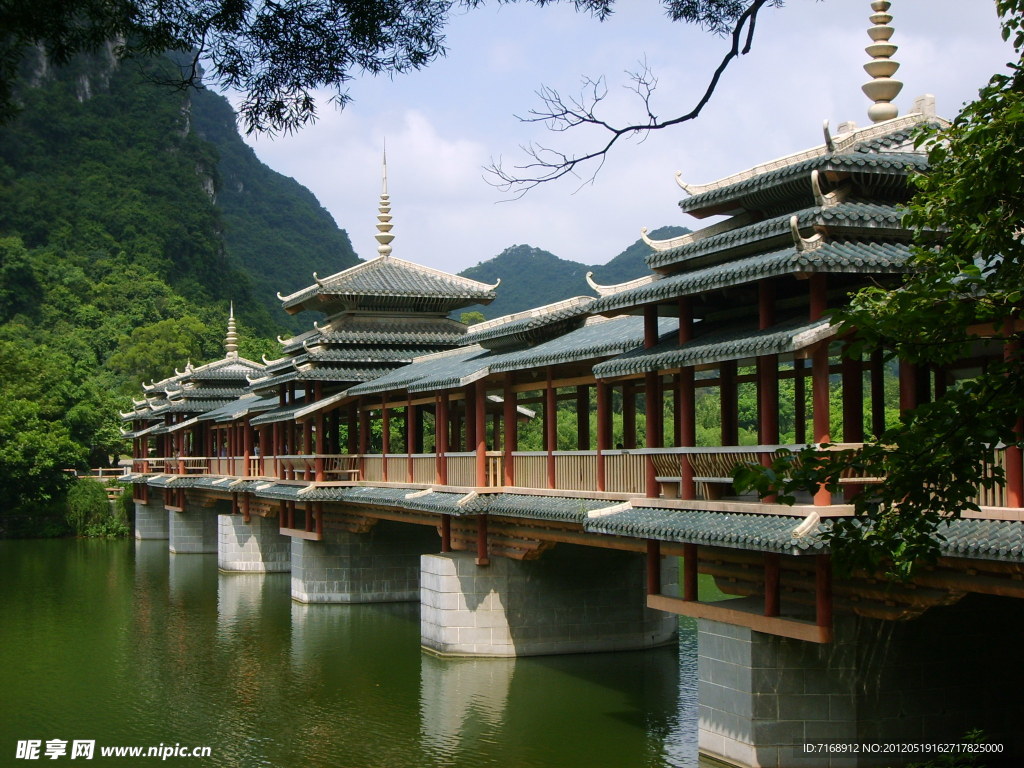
[647,594,833,643]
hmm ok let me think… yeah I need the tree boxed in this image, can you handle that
[736,0,1024,579]
[1,1,781,135]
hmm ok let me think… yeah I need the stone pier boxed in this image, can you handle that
[697,593,1024,767]
[218,514,291,572]
[169,506,218,554]
[420,544,677,657]
[291,520,438,603]
[133,498,169,540]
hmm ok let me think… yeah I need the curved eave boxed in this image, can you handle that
[592,240,914,316]
[593,317,834,379]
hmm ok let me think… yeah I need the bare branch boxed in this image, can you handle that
[486,0,776,198]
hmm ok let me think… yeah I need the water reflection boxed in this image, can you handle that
[419,654,516,759]
[2,541,705,768]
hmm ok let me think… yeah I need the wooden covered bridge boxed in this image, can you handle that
[123,38,1024,768]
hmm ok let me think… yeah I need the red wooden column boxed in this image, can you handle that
[869,350,886,438]
[436,392,449,486]
[347,403,358,454]
[757,280,779,502]
[720,361,739,446]
[406,396,415,483]
[440,514,452,552]
[1005,327,1023,507]
[842,345,865,500]
[898,362,919,414]
[358,398,369,480]
[315,411,326,482]
[646,540,661,595]
[545,368,557,488]
[794,360,807,444]
[243,421,253,477]
[576,385,590,451]
[682,543,698,601]
[644,371,662,498]
[810,274,831,505]
[596,380,610,492]
[381,401,390,482]
[503,375,517,487]
[678,297,696,499]
[622,382,636,449]
[474,379,487,487]
[643,305,662,498]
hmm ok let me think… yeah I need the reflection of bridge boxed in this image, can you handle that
[125,95,1024,768]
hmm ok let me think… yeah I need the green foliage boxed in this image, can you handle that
[736,2,1024,579]
[0,398,84,512]
[459,311,486,326]
[65,477,111,535]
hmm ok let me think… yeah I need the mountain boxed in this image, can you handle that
[0,49,362,522]
[189,88,360,330]
[457,225,689,319]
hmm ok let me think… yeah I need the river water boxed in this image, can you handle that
[0,539,705,767]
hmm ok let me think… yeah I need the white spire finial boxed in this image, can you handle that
[862,0,903,123]
[374,143,394,258]
[225,303,239,357]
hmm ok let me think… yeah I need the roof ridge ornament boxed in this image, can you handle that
[790,215,825,252]
[374,145,395,258]
[822,120,835,153]
[862,0,903,123]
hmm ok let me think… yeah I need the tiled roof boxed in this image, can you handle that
[594,317,833,378]
[278,255,497,312]
[196,395,278,423]
[585,507,827,554]
[678,152,925,215]
[248,400,315,426]
[348,346,490,396]
[461,297,594,348]
[165,386,248,399]
[648,202,907,270]
[349,316,678,396]
[248,364,389,392]
[489,316,676,374]
[281,316,468,352]
[590,240,913,315]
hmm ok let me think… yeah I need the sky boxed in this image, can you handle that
[235,0,1015,276]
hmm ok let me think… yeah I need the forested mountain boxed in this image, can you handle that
[0,49,360,525]
[457,226,689,319]
[189,88,360,329]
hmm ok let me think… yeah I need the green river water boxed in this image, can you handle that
[0,539,705,767]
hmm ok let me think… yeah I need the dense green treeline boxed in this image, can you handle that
[0,52,294,526]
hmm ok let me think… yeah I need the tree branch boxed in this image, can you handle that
[485,0,777,198]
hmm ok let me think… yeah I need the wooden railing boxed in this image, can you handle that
[128,444,1020,511]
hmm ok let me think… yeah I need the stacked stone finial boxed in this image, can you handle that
[374,146,394,258]
[225,302,239,357]
[862,0,902,123]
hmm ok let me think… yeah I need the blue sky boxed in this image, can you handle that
[237,0,1013,275]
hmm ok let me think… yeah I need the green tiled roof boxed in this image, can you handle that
[679,151,926,216]
[462,297,594,348]
[591,240,913,315]
[279,256,497,313]
[350,316,677,396]
[282,317,468,352]
[348,347,489,396]
[585,507,827,554]
[648,202,906,270]
[594,317,832,378]
[197,395,279,423]
[489,316,676,375]
[249,364,390,392]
